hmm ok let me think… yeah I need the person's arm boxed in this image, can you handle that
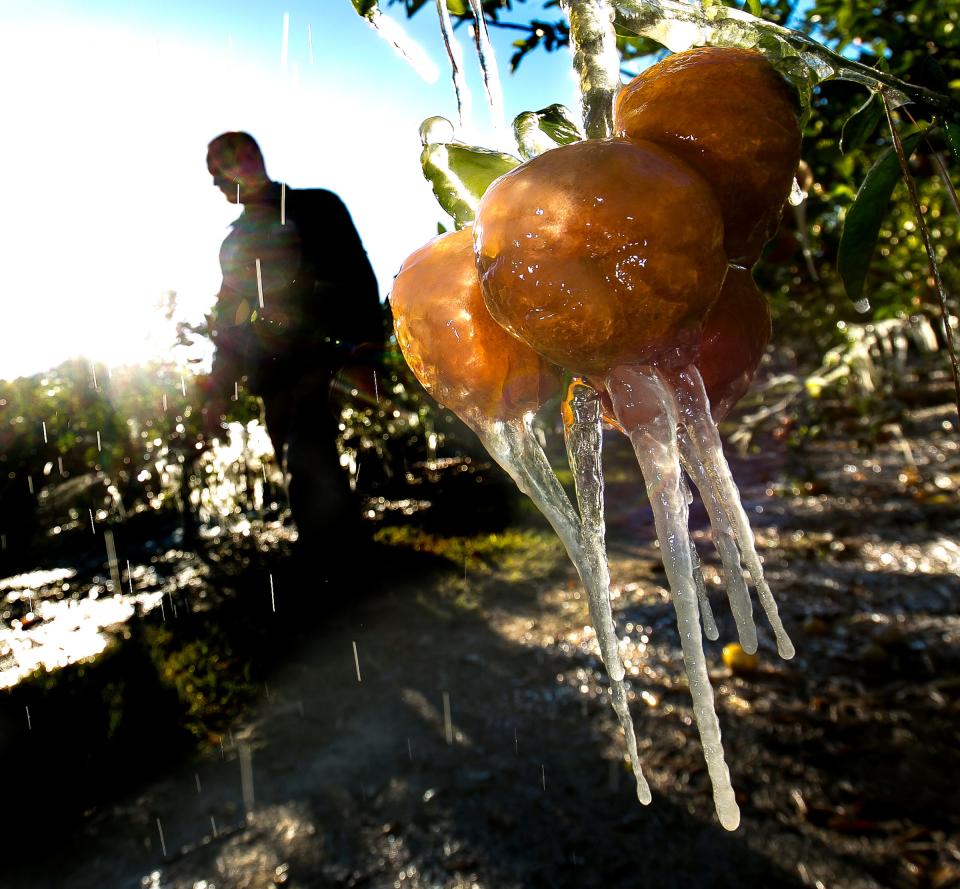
[201,283,248,435]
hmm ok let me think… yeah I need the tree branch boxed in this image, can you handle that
[882,91,960,424]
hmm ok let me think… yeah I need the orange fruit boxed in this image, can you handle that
[697,267,771,418]
[390,227,557,422]
[474,138,727,378]
[614,47,802,265]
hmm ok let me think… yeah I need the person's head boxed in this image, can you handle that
[206,132,271,203]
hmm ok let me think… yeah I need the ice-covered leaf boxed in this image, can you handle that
[837,130,925,304]
[513,104,584,160]
[840,92,883,154]
[420,140,521,228]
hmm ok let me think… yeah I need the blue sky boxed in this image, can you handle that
[0,0,580,379]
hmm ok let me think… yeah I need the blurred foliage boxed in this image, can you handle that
[0,357,260,569]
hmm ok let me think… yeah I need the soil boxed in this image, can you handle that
[3,396,959,889]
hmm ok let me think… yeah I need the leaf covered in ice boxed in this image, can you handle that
[420,140,521,229]
[513,104,584,160]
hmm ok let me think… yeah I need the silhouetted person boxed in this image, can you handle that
[203,131,383,563]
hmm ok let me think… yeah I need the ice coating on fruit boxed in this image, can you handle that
[474,138,728,377]
[615,46,802,265]
[698,266,772,420]
[390,228,556,423]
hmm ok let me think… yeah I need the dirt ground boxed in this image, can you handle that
[5,397,960,889]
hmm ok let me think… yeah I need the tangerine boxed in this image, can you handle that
[390,227,557,422]
[614,47,801,265]
[474,138,727,378]
[697,267,771,418]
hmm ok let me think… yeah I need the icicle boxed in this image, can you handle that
[679,472,718,640]
[606,364,739,830]
[435,0,473,132]
[689,540,719,642]
[672,366,794,660]
[352,1,440,84]
[562,381,625,680]
[561,0,622,139]
[466,0,506,133]
[681,439,758,653]
[473,409,651,804]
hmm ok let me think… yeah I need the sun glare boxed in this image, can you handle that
[0,10,441,381]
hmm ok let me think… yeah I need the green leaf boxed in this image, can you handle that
[837,130,925,304]
[945,121,960,163]
[743,0,762,16]
[840,93,882,155]
[512,104,584,160]
[420,142,521,228]
[445,0,468,13]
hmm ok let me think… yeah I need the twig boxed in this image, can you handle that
[882,91,960,425]
[900,107,960,219]
[931,151,960,219]
[613,0,960,118]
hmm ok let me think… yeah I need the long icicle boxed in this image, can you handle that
[562,381,625,680]
[607,365,739,830]
[351,1,441,83]
[680,472,719,641]
[473,412,651,804]
[435,0,472,132]
[688,534,719,642]
[673,366,795,659]
[563,380,651,803]
[466,0,507,135]
[681,438,758,653]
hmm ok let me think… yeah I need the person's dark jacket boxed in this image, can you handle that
[209,184,383,396]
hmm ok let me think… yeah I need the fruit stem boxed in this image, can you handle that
[561,0,621,139]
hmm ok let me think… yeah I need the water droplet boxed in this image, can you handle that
[788,177,805,206]
[853,297,871,314]
[419,116,454,146]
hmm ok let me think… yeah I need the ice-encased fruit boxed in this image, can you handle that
[614,47,802,265]
[390,227,557,423]
[474,138,728,378]
[698,266,772,419]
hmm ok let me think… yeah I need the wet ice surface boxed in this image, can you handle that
[5,399,960,889]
